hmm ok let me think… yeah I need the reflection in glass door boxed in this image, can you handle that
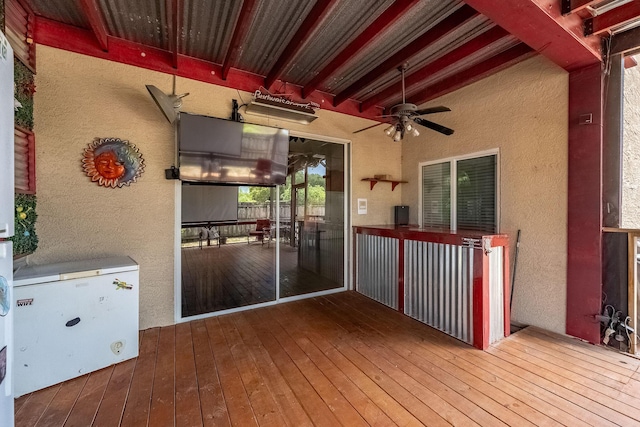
[279,138,345,298]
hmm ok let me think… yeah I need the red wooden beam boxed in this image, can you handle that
[333,5,478,107]
[464,0,601,71]
[625,55,638,69]
[361,25,509,111]
[33,17,381,122]
[221,0,258,80]
[79,0,110,52]
[584,2,640,36]
[404,43,535,108]
[301,0,420,99]
[165,0,181,68]
[611,25,640,55]
[566,64,604,344]
[561,0,599,15]
[264,0,339,90]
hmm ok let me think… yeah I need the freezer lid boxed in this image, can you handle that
[13,256,138,286]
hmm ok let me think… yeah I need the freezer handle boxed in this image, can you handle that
[65,317,81,327]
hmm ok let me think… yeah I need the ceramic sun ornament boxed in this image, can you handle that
[82,137,145,188]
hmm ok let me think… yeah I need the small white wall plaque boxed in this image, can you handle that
[357,198,367,215]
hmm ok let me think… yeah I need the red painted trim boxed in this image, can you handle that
[353,228,358,292]
[167,0,181,69]
[405,43,535,108]
[302,0,420,99]
[79,0,109,51]
[566,64,604,344]
[464,0,601,71]
[14,126,36,195]
[264,0,339,89]
[361,25,509,111]
[398,238,405,313]
[221,0,258,80]
[502,241,510,338]
[333,5,478,107]
[585,2,640,36]
[472,249,489,350]
[353,225,508,248]
[33,17,382,122]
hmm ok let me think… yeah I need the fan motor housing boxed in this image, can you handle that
[390,103,418,115]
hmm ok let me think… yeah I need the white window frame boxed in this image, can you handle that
[418,148,500,232]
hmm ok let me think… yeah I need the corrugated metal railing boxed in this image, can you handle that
[356,234,399,309]
[404,240,474,344]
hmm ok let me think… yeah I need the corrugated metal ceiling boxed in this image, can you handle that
[28,0,88,28]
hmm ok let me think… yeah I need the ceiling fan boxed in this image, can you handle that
[353,64,454,141]
[145,75,190,124]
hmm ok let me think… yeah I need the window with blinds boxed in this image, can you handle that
[421,153,497,233]
[14,127,35,194]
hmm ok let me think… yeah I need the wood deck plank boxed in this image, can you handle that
[333,292,601,427]
[120,327,160,427]
[190,319,231,427]
[148,325,176,427]
[175,322,204,427]
[14,291,640,427]
[34,375,88,426]
[313,296,544,427]
[63,366,113,427]
[218,314,287,427]
[14,384,61,427]
[204,316,258,427]
[243,308,345,427]
[91,358,136,426]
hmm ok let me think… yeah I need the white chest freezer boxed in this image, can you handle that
[12,256,139,397]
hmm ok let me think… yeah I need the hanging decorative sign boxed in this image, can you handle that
[82,137,145,188]
[252,90,320,113]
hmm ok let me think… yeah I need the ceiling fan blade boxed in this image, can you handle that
[353,121,389,134]
[413,106,451,116]
[414,118,454,136]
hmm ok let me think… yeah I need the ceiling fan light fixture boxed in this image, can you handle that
[406,123,413,132]
[384,124,396,136]
[393,129,402,142]
[412,128,420,137]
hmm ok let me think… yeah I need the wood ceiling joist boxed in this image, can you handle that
[165,0,181,68]
[611,25,640,55]
[464,0,601,71]
[301,0,420,99]
[221,0,258,80]
[333,4,478,107]
[79,0,109,52]
[360,25,510,112]
[264,0,339,90]
[404,43,535,108]
[584,2,640,36]
[561,0,599,15]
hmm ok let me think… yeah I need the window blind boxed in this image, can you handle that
[456,155,496,233]
[421,162,451,229]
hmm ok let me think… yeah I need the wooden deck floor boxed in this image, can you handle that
[15,291,640,426]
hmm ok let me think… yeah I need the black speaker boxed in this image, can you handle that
[394,205,409,226]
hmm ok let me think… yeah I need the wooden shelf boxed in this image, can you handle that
[362,178,407,191]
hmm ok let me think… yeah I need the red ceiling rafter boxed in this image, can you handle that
[79,0,109,52]
[361,25,510,111]
[561,0,599,15]
[611,25,640,55]
[221,0,258,80]
[165,0,182,68]
[264,0,339,89]
[333,4,478,107]
[301,0,420,99]
[33,16,383,122]
[584,2,640,36]
[464,0,601,71]
[404,43,535,108]
[625,55,638,69]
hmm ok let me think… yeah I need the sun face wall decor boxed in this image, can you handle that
[82,137,145,188]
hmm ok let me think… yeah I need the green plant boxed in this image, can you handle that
[10,193,38,256]
[14,60,34,130]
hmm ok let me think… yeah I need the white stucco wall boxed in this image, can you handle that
[32,45,402,329]
[622,64,640,228]
[401,56,569,333]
